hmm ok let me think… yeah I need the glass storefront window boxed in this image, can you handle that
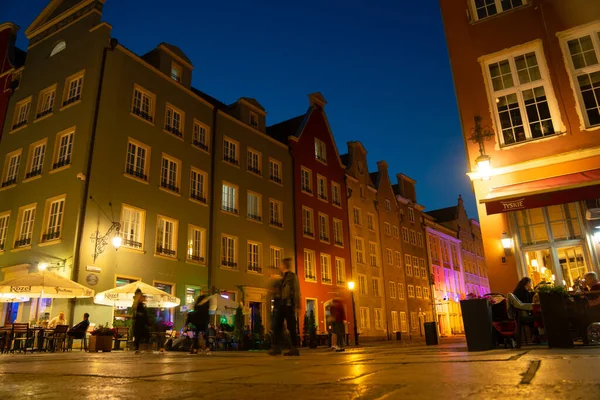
[516,208,548,245]
[525,249,553,287]
[557,246,589,287]
[547,204,581,241]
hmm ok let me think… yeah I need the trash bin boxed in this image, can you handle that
[396,331,401,341]
[424,322,438,346]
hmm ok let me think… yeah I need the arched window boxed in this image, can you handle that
[50,41,66,57]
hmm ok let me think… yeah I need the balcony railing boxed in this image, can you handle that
[320,234,330,242]
[0,243,4,251]
[132,107,153,122]
[303,228,314,237]
[36,108,53,119]
[248,264,262,273]
[224,155,239,166]
[42,230,60,242]
[334,239,343,246]
[247,165,261,175]
[269,219,283,228]
[269,175,282,184]
[125,167,147,181]
[336,279,345,285]
[305,274,316,281]
[190,192,207,203]
[248,213,262,222]
[187,254,205,263]
[25,168,43,179]
[165,124,183,138]
[192,140,209,151]
[301,186,313,194]
[322,276,332,284]
[1,177,17,188]
[315,154,327,163]
[370,260,378,267]
[318,193,328,201]
[52,157,71,170]
[221,260,238,269]
[160,180,179,193]
[332,199,341,207]
[14,238,31,248]
[156,246,176,257]
[222,205,238,214]
[62,95,81,107]
[12,120,27,130]
[123,238,143,249]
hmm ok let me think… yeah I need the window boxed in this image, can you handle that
[423,287,430,299]
[41,195,65,242]
[413,256,419,273]
[331,182,341,206]
[393,226,399,239]
[321,253,332,284]
[372,277,380,296]
[269,199,283,228]
[360,307,370,330]
[247,148,262,175]
[400,312,408,332]
[417,233,424,247]
[561,26,600,128]
[302,207,314,237]
[125,139,149,182]
[385,199,391,212]
[475,0,527,20]
[247,191,262,222]
[395,251,402,267]
[335,257,346,285]
[249,111,258,128]
[410,312,418,331]
[415,286,422,298]
[484,43,561,146]
[353,207,362,225]
[301,167,312,194]
[270,246,283,271]
[304,249,316,280]
[25,139,46,180]
[223,137,239,166]
[221,182,238,214]
[386,249,393,265]
[360,186,365,199]
[0,212,9,251]
[131,85,154,122]
[63,71,83,106]
[12,97,31,130]
[190,168,207,203]
[314,138,326,163]
[367,213,375,230]
[269,159,282,184]
[369,242,378,267]
[36,85,56,119]
[247,241,262,273]
[402,227,409,242]
[120,205,145,249]
[358,274,368,295]
[187,225,205,264]
[410,230,417,245]
[355,237,365,264]
[50,130,74,172]
[317,175,327,201]
[160,154,180,193]
[398,283,405,300]
[374,309,383,330]
[50,41,66,57]
[171,62,182,82]
[333,219,344,246]
[221,235,237,268]
[164,104,184,138]
[319,213,330,242]
[14,204,36,248]
[389,281,397,298]
[391,311,399,332]
[156,215,178,257]
[408,208,415,223]
[384,222,391,236]
[407,285,415,298]
[192,120,209,151]
[405,254,412,276]
[2,150,21,187]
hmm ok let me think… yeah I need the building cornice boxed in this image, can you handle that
[218,110,288,149]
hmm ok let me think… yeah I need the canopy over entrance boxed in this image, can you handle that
[481,169,600,215]
[94,281,180,308]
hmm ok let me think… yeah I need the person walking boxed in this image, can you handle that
[330,298,346,352]
[133,288,150,354]
[187,293,211,355]
[269,258,301,356]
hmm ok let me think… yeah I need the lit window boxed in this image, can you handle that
[160,154,180,193]
[317,175,328,201]
[374,308,383,330]
[314,138,327,163]
[247,191,262,222]
[14,204,36,248]
[190,168,207,203]
[416,286,422,299]
[304,249,316,280]
[222,182,238,214]
[331,182,341,206]
[63,71,84,106]
[333,219,344,246]
[192,121,209,151]
[12,97,31,130]
[120,205,145,250]
[165,104,184,138]
[223,137,239,166]
[269,159,282,184]
[49,41,66,57]
[269,199,283,228]
[321,253,332,284]
[471,0,526,21]
[2,149,21,187]
[302,207,314,237]
[171,63,182,82]
[247,148,262,175]
[391,311,399,332]
[41,195,65,243]
[0,212,10,252]
[131,85,155,122]
[221,235,238,268]
[125,139,149,182]
[301,167,313,194]
[52,130,74,171]
[319,213,329,242]
[355,237,365,264]
[407,285,415,298]
[247,241,262,273]
[335,257,346,285]
[36,85,56,119]
[156,215,178,257]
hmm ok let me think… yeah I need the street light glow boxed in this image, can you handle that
[112,235,122,250]
[347,281,355,290]
[38,263,48,271]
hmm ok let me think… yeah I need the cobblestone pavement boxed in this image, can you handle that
[1,340,600,399]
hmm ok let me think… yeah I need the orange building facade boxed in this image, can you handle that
[440,0,600,294]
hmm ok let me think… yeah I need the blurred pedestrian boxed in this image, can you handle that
[133,289,150,354]
[187,293,211,355]
[269,258,301,356]
[330,298,346,352]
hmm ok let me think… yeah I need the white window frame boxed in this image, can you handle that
[247,148,262,175]
[407,285,415,298]
[374,308,383,330]
[353,207,362,226]
[372,277,380,296]
[386,248,393,265]
[221,181,239,214]
[187,224,206,264]
[335,257,346,285]
[25,139,47,180]
[223,137,239,166]
[314,138,327,163]
[469,0,529,22]
[190,167,208,204]
[156,215,178,258]
[36,84,56,119]
[360,307,370,330]
[160,154,181,194]
[395,251,402,267]
[301,167,313,194]
[192,120,210,151]
[369,242,378,267]
[249,111,259,128]
[398,283,405,300]
[62,70,84,106]
[304,249,316,281]
[389,281,397,299]
[0,211,10,252]
[164,103,184,138]
[331,182,341,207]
[384,222,391,236]
[11,97,31,130]
[41,194,66,243]
[247,191,262,222]
[221,234,238,268]
[125,138,150,183]
[302,206,314,237]
[408,207,415,223]
[120,204,146,250]
[402,227,409,243]
[52,129,74,171]
[247,241,262,273]
[2,149,22,187]
[400,311,408,333]
[333,218,344,247]
[14,203,36,248]
[270,246,283,271]
[269,158,282,184]
[355,237,365,264]
[391,311,399,332]
[317,174,328,201]
[367,213,375,231]
[358,274,368,295]
[393,226,400,239]
[320,253,332,284]
[318,213,330,243]
[416,286,422,299]
[269,199,283,228]
[131,84,155,123]
[171,62,182,82]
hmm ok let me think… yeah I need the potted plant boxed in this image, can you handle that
[308,310,318,349]
[233,306,245,350]
[537,284,573,348]
[302,313,309,347]
[89,324,116,352]
[460,294,494,351]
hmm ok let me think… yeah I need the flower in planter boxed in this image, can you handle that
[91,324,117,337]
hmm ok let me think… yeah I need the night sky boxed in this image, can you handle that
[3,0,478,218]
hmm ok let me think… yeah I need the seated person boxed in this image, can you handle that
[584,272,600,323]
[68,313,90,339]
[48,311,67,328]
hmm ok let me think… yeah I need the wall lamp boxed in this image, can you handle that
[468,116,494,181]
[501,231,513,256]
[90,221,121,263]
[594,226,600,244]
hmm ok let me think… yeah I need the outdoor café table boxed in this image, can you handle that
[567,290,600,344]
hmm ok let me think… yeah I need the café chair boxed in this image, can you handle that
[114,327,129,350]
[11,323,35,353]
[44,325,69,352]
[69,325,94,351]
[507,293,534,349]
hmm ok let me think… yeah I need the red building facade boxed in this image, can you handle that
[268,93,354,338]
[0,23,22,141]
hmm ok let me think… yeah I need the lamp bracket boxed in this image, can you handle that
[468,116,494,157]
[90,221,121,263]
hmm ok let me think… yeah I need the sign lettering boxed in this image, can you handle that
[501,198,525,211]
[10,286,31,293]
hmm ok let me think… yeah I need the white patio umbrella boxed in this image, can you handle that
[94,281,180,308]
[0,271,94,299]
[201,294,250,316]
[0,294,30,303]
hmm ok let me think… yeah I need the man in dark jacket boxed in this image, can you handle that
[67,313,90,349]
[269,258,301,356]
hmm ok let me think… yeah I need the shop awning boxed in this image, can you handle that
[481,169,600,215]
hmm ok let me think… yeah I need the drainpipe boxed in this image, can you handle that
[69,38,118,323]
[206,106,219,294]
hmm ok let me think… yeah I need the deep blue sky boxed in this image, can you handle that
[4,0,478,218]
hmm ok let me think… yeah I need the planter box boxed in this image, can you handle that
[460,299,494,351]
[539,293,573,348]
[88,335,113,352]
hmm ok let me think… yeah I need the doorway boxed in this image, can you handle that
[249,302,263,334]
[4,303,19,325]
